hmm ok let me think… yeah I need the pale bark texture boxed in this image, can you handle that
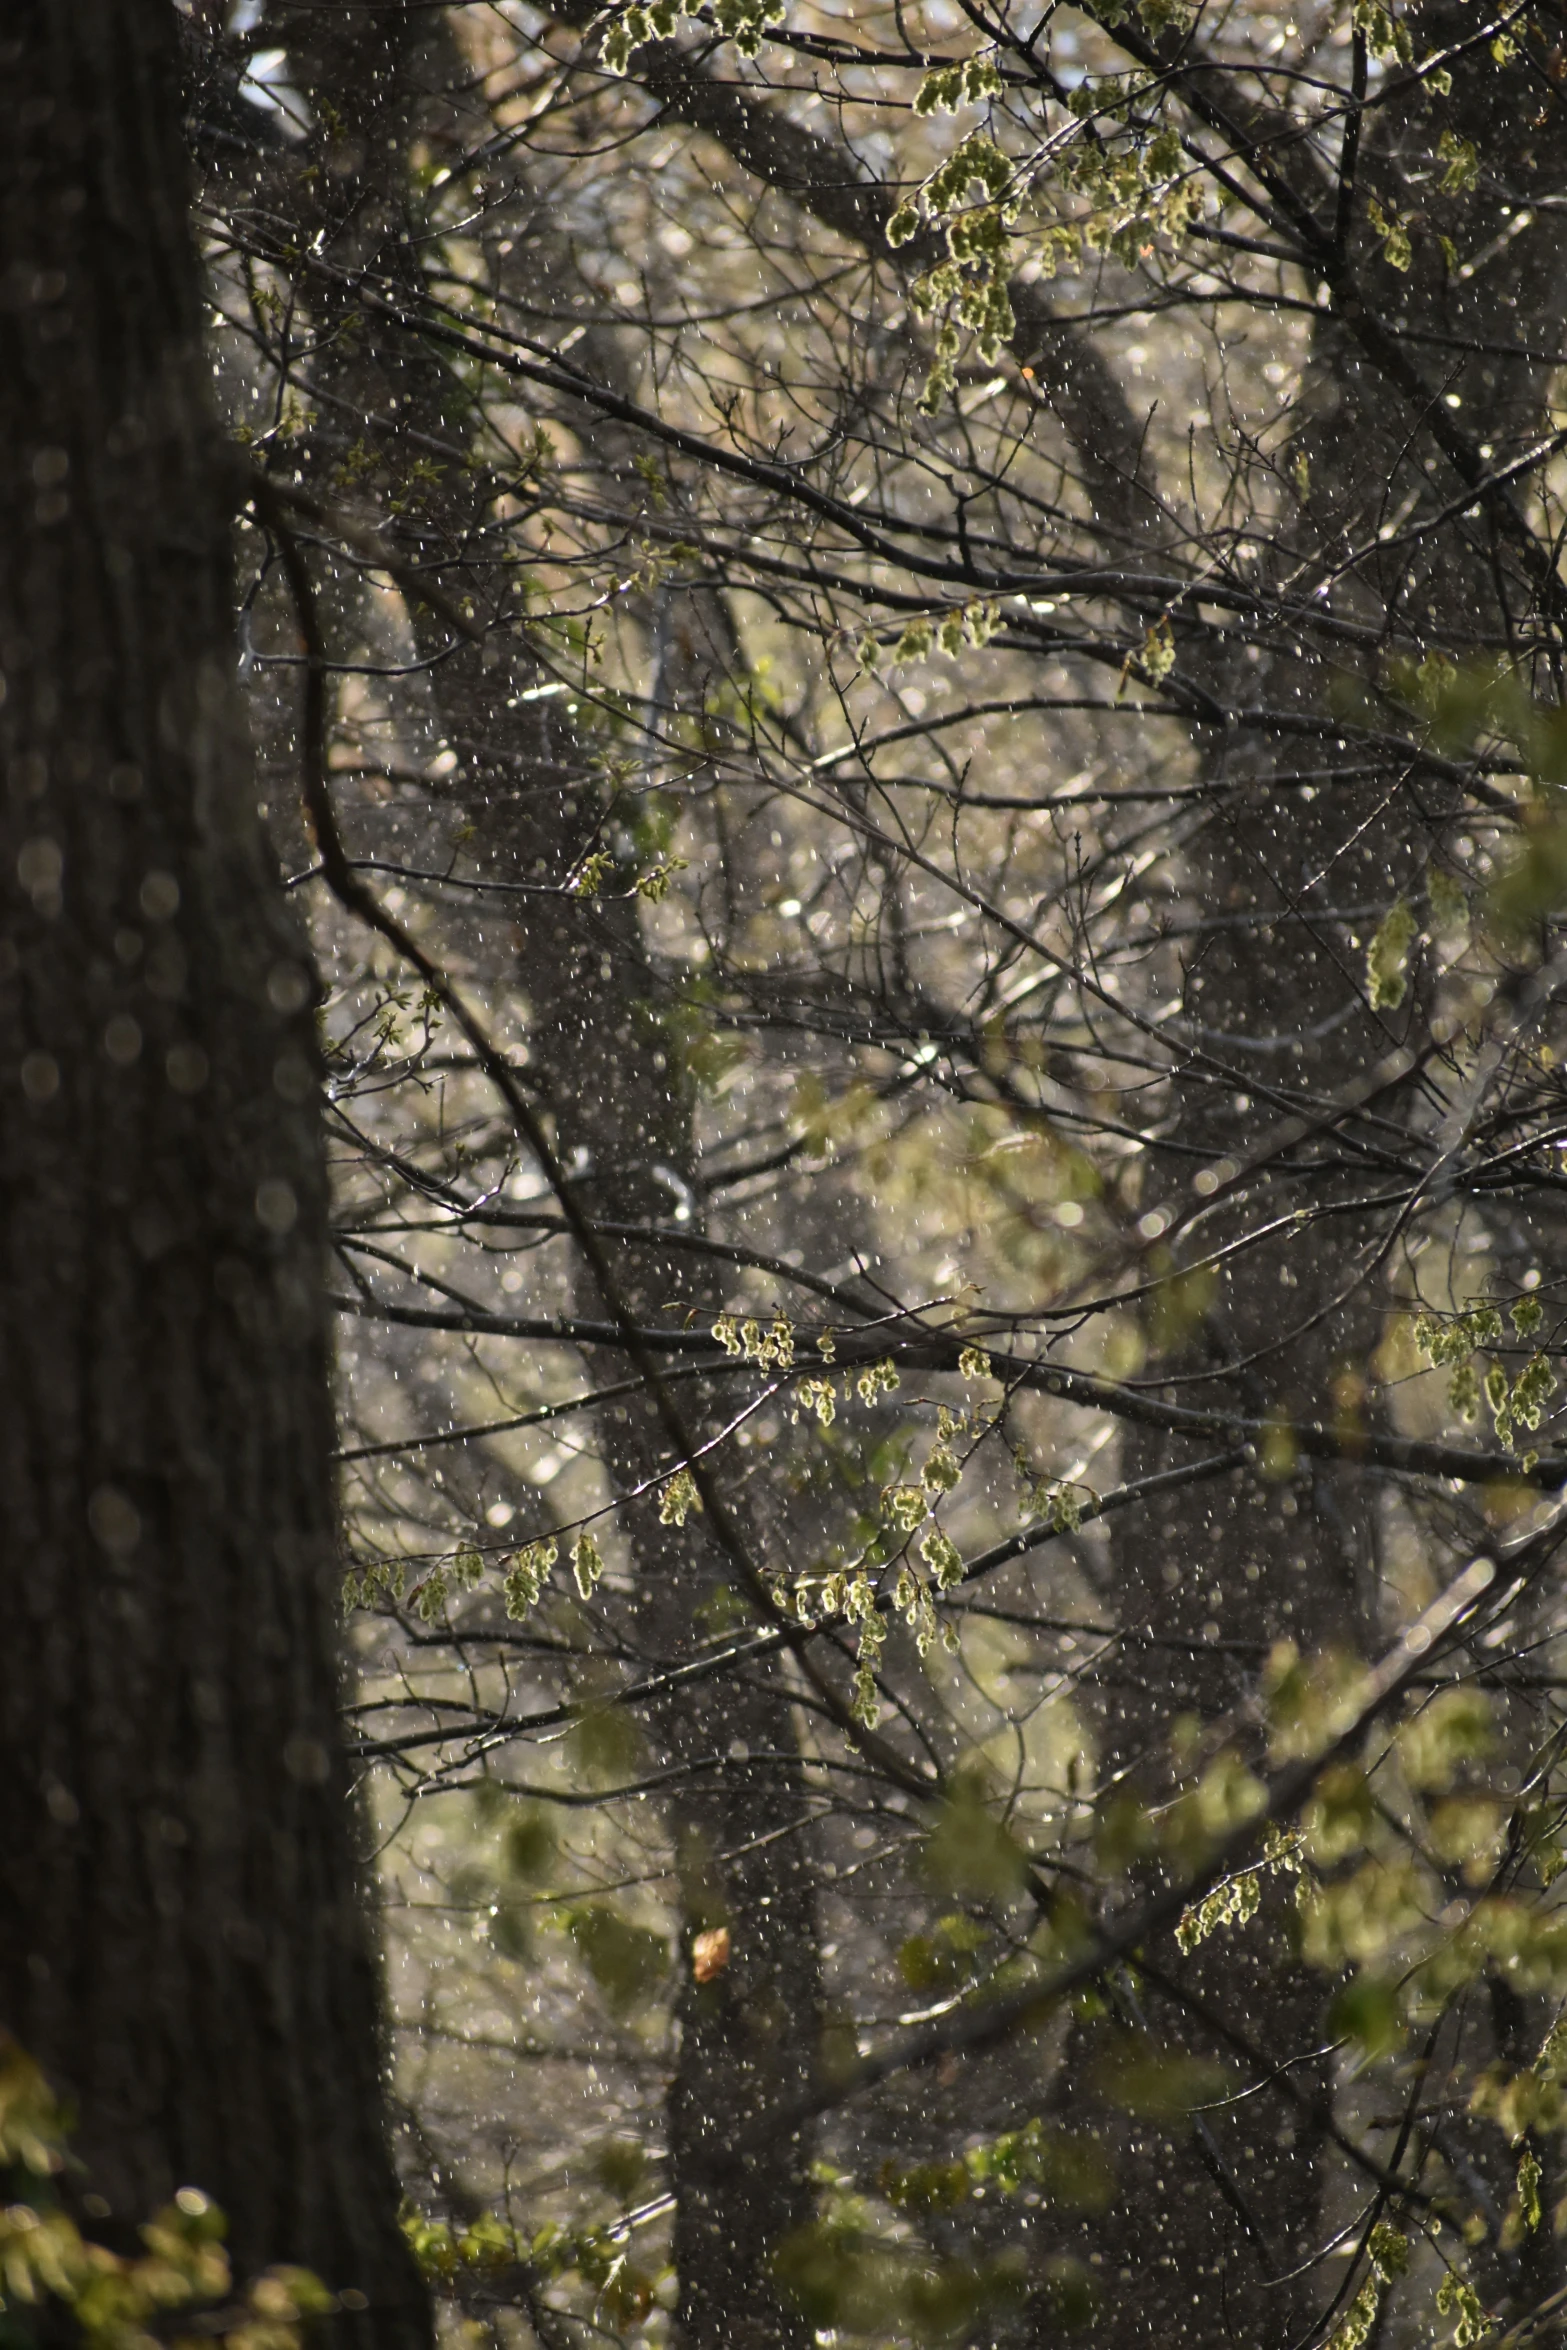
[0,11,430,2338]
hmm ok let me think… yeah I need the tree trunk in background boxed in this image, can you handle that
[229,15,823,2338]
[409,503,823,2350]
[0,12,430,2339]
[1059,18,1567,2342]
[513,592,822,2350]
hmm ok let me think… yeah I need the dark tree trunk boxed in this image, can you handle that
[501,628,822,2350]
[1056,18,1567,2343]
[0,11,430,2340]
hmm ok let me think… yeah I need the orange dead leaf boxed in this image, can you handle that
[691,1926,731,1983]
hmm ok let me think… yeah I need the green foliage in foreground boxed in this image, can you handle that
[0,2040,334,2350]
[393,1624,1567,2344]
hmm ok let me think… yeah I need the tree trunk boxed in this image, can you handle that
[0,12,430,2339]
[217,16,825,2334]
[1059,18,1567,2342]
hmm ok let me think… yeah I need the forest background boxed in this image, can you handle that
[10,1,1567,2348]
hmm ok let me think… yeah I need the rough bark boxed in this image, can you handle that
[415,561,823,2350]
[0,11,430,2338]
[1057,19,1567,2343]
[516,593,822,2350]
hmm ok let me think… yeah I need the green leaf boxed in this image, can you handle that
[591,2134,648,2206]
[489,1901,533,1962]
[921,1777,1029,1901]
[566,1702,645,1788]
[1091,2032,1228,2121]
[564,1904,670,2016]
[1366,899,1416,1009]
[503,1805,558,1885]
[1330,1973,1404,2062]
